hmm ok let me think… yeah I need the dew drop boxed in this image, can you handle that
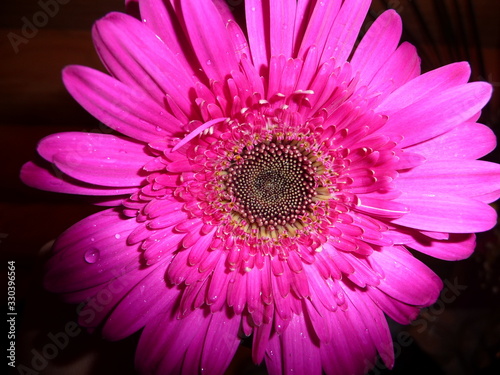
[84,249,100,264]
[115,233,121,239]
[206,59,212,66]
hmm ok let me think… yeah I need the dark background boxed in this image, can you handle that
[1,1,499,374]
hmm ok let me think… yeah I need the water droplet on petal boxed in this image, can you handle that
[206,59,212,66]
[84,249,100,264]
[115,233,121,239]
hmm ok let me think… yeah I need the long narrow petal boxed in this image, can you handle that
[396,160,500,203]
[370,246,442,306]
[350,10,402,86]
[93,12,196,116]
[297,0,341,59]
[269,0,296,57]
[181,0,240,82]
[37,132,150,187]
[320,0,371,65]
[376,62,471,112]
[407,233,476,261]
[245,0,270,73]
[63,66,183,142]
[200,311,242,374]
[139,0,201,77]
[405,122,496,160]
[20,161,138,196]
[380,82,492,148]
[391,192,497,233]
[368,42,420,99]
[102,267,179,340]
[44,209,142,293]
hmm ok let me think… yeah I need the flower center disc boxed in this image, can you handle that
[226,142,317,229]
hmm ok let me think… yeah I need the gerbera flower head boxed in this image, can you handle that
[21,0,500,374]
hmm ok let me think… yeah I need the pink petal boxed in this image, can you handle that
[366,286,420,324]
[369,246,443,306]
[245,0,270,73]
[76,260,164,329]
[93,12,196,116]
[20,161,138,196]
[139,0,201,78]
[405,122,496,160]
[297,0,341,59]
[350,10,402,86]
[320,0,371,65]
[376,62,471,112]
[200,311,241,374]
[380,82,492,148]
[37,132,150,187]
[368,41,420,99]
[342,286,394,368]
[269,0,296,57]
[356,196,410,218]
[396,160,500,203]
[271,314,323,375]
[181,0,240,82]
[44,209,142,294]
[392,192,497,233]
[101,264,178,340]
[320,305,377,375]
[407,233,476,261]
[137,309,208,374]
[63,66,183,143]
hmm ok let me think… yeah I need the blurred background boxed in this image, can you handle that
[1,0,499,374]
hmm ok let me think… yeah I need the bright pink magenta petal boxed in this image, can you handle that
[376,62,471,112]
[93,12,196,116]
[285,315,323,375]
[368,42,420,100]
[350,10,402,87]
[44,209,141,293]
[320,0,371,65]
[102,265,179,341]
[200,311,242,374]
[370,246,442,306]
[405,122,496,160]
[320,304,377,375]
[37,132,150,187]
[76,260,165,329]
[342,286,394,368]
[245,0,270,73]
[63,66,183,143]
[137,308,207,374]
[269,0,296,57]
[181,0,240,82]
[137,308,240,375]
[396,160,500,203]
[20,161,138,196]
[392,192,497,233]
[139,0,200,78]
[366,286,421,325]
[380,82,492,148]
[407,233,476,261]
[297,0,341,59]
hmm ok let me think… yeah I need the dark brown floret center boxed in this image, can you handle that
[226,142,317,228]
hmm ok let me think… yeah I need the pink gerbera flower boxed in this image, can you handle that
[21,0,500,374]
